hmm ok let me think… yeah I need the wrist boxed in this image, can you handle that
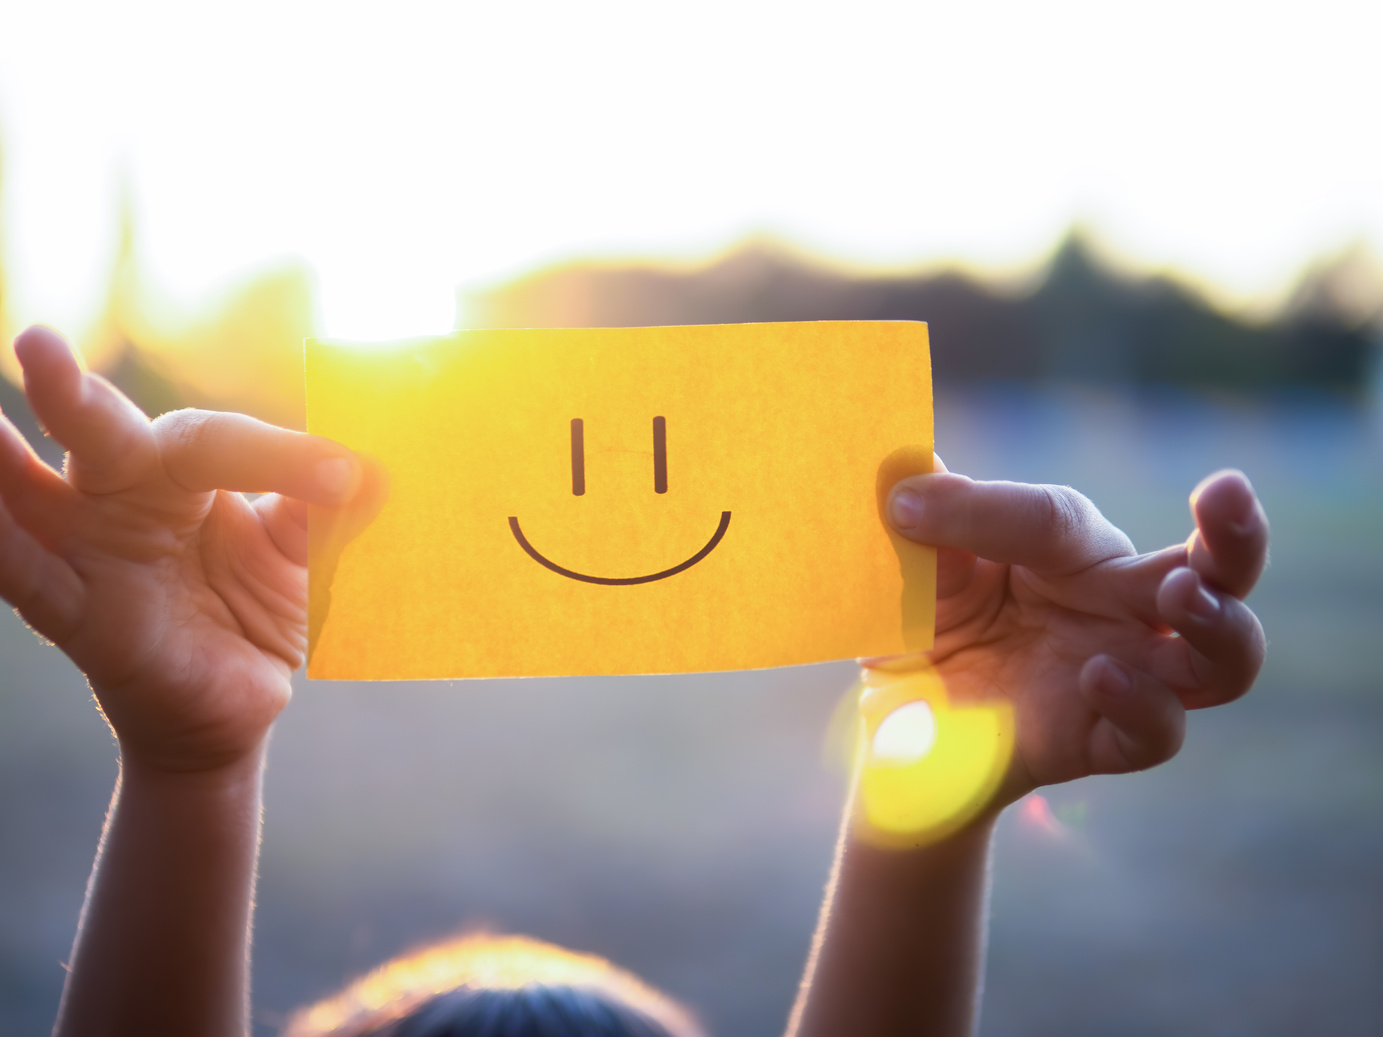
[89,663,290,779]
[117,738,269,798]
[847,795,999,857]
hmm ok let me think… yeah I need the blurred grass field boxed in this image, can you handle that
[1,385,1380,1037]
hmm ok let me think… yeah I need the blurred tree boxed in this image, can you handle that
[469,233,1381,395]
[72,183,316,428]
[4,171,1377,422]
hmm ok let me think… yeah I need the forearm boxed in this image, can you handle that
[55,741,269,1037]
[787,793,997,1037]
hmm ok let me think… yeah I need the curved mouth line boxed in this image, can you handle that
[507,511,732,585]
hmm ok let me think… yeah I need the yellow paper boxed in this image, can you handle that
[307,321,934,679]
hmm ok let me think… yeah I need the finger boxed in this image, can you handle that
[1186,469,1268,599]
[918,455,984,597]
[254,494,309,567]
[1079,655,1186,774]
[0,495,84,642]
[887,472,1135,574]
[255,449,389,568]
[13,326,159,494]
[1069,543,1190,632]
[0,408,79,538]
[153,410,362,505]
[1150,566,1266,709]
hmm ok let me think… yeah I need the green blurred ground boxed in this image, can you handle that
[1,386,1380,1036]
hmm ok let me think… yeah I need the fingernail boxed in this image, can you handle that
[1185,580,1221,621]
[1227,493,1257,536]
[316,456,358,498]
[1096,658,1135,698]
[889,488,924,530]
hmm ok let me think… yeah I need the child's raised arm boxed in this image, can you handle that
[0,326,363,1037]
[789,461,1268,1037]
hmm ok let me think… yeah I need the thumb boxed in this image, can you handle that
[886,472,1134,574]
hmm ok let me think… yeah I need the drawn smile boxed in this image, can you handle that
[509,415,731,585]
[508,512,731,585]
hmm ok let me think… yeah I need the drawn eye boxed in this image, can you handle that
[653,416,667,494]
[569,417,668,495]
[570,418,586,496]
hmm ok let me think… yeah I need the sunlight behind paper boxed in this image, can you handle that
[1,0,1380,345]
[306,322,934,679]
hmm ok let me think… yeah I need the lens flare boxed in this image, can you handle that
[1020,793,1063,836]
[870,700,937,764]
[854,664,1014,846]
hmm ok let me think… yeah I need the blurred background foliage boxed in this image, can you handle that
[2,185,1378,428]
[472,234,1381,390]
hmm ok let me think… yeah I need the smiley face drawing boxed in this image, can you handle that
[508,417,732,585]
[306,321,934,680]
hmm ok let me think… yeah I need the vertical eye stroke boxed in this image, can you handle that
[653,416,667,494]
[571,418,585,496]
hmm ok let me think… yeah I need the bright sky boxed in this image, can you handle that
[2,0,1380,341]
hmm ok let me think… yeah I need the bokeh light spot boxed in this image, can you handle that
[870,700,937,764]
[854,664,1015,847]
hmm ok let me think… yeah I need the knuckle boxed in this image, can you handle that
[1229,602,1268,667]
[928,472,971,505]
[5,561,74,646]
[1034,485,1087,540]
[1226,615,1268,701]
[9,575,44,623]
[156,408,215,448]
[1187,608,1261,702]
[154,409,225,478]
[1123,716,1185,773]
[1249,615,1268,664]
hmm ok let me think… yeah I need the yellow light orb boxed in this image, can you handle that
[855,664,1015,846]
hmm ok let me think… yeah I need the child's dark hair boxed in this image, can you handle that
[283,934,706,1037]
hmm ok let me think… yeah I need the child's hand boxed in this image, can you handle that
[0,327,362,773]
[880,460,1268,805]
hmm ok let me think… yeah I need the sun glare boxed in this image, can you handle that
[871,700,938,765]
[855,665,1015,847]
[1,0,1380,351]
